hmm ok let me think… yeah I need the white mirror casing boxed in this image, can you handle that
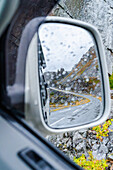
[25,17,111,135]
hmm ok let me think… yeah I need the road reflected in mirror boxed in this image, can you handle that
[38,23,103,129]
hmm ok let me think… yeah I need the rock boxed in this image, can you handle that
[78,129,87,138]
[102,137,109,145]
[63,149,68,152]
[87,138,92,146]
[109,148,113,152]
[78,129,87,134]
[92,143,99,150]
[66,139,72,148]
[76,141,86,152]
[107,141,113,152]
[62,138,69,144]
[91,139,98,145]
[99,144,108,154]
[109,122,113,131]
[93,150,106,160]
[109,132,113,141]
[59,134,64,138]
[68,153,74,161]
[73,132,83,140]
[107,153,113,160]
[82,132,87,138]
[73,132,83,146]
[92,144,108,160]
[86,140,92,149]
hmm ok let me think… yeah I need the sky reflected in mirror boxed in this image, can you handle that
[38,23,103,129]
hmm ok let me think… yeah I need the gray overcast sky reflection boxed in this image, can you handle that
[39,23,94,72]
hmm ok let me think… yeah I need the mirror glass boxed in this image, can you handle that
[38,22,103,129]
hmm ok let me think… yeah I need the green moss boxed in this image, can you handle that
[109,73,113,89]
[73,151,108,170]
[92,119,113,141]
[50,92,55,95]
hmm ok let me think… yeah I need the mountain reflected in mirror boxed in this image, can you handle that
[38,23,103,129]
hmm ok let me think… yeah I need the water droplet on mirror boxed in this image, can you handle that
[64,102,68,106]
[90,55,93,59]
[67,79,70,82]
[47,81,50,85]
[71,75,74,78]
[61,99,64,103]
[78,79,81,83]
[46,73,50,76]
[46,47,50,51]
[80,46,84,49]
[47,59,50,62]
[59,85,61,89]
[38,51,41,54]
[86,78,89,82]
[97,76,100,80]
[62,71,66,75]
[51,75,54,79]
[84,58,87,62]
[71,97,75,101]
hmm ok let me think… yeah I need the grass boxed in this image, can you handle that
[109,73,113,89]
[73,151,108,170]
[73,119,113,169]
[92,119,113,141]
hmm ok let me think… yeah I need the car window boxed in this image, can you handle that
[46,2,113,170]
[0,0,19,37]
[1,1,113,170]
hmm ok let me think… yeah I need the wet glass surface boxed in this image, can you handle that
[38,23,103,129]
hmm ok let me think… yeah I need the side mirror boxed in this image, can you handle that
[25,17,110,134]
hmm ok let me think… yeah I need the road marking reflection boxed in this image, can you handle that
[50,117,65,126]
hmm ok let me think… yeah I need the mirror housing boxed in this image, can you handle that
[25,17,111,135]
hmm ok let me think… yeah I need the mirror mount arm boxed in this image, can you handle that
[7,17,45,110]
